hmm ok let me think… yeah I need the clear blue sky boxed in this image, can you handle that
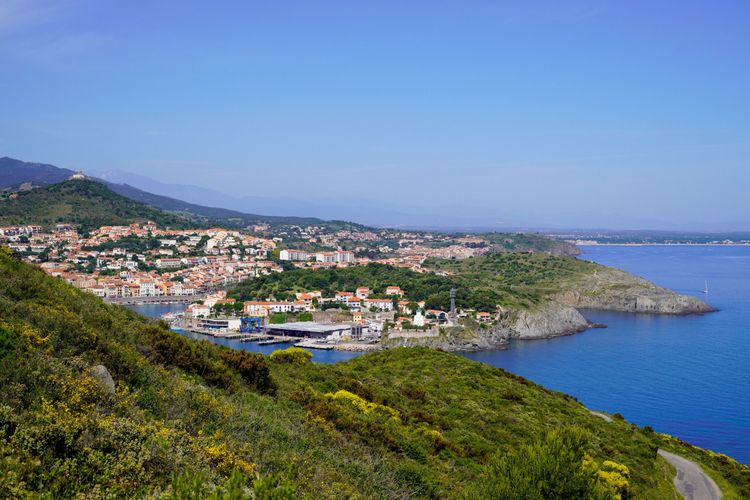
[1,1,748,230]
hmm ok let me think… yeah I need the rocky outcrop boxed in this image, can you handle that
[382,325,510,352]
[90,365,115,396]
[555,267,715,315]
[509,302,590,340]
[548,241,581,257]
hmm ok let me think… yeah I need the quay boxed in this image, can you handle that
[105,293,208,305]
[240,335,273,342]
[296,340,335,350]
[258,338,294,346]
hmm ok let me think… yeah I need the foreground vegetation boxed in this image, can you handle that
[0,247,748,497]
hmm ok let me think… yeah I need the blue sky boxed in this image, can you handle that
[1,1,748,230]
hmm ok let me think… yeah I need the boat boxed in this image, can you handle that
[702,280,709,294]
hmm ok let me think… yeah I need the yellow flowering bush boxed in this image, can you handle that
[199,442,257,477]
[327,390,400,421]
[269,346,312,364]
[583,453,630,500]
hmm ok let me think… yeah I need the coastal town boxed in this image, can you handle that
[1,221,507,350]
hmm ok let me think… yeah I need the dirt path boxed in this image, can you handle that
[658,449,722,500]
[590,410,613,422]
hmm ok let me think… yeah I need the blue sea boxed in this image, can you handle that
[129,245,750,464]
[465,245,750,465]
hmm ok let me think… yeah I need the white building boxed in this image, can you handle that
[315,251,354,263]
[279,249,309,261]
[413,309,425,327]
[138,280,156,297]
[187,303,211,318]
[364,298,394,311]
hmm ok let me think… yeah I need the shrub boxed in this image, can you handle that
[218,349,275,394]
[269,347,312,365]
[467,427,610,499]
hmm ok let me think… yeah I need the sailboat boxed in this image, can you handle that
[702,280,709,294]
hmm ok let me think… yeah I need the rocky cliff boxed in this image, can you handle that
[382,325,510,352]
[508,302,591,339]
[555,267,715,315]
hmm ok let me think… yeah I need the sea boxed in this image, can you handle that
[129,245,750,465]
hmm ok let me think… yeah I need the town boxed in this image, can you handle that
[1,221,503,350]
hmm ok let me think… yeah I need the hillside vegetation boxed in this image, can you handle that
[231,253,601,312]
[0,179,193,231]
[1,247,748,497]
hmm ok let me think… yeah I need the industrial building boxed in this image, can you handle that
[265,322,362,340]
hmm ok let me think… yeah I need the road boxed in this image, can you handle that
[658,449,722,500]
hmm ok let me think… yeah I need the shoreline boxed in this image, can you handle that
[576,243,750,247]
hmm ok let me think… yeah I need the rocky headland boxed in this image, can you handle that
[554,266,715,315]
[412,264,714,351]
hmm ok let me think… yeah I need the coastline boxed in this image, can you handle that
[575,243,750,247]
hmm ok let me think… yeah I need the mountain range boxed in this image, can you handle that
[0,157,359,229]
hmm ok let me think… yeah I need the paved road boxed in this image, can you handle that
[658,449,722,500]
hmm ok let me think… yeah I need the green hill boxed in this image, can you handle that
[0,248,747,497]
[0,179,193,231]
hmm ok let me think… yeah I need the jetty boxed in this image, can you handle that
[258,338,294,346]
[296,340,335,350]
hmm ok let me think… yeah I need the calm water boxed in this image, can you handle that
[129,246,750,464]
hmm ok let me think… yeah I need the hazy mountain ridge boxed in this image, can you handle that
[0,157,358,229]
[0,156,75,189]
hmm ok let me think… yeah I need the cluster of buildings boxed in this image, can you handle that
[2,223,282,299]
[3,220,504,340]
[279,249,354,263]
[179,281,497,339]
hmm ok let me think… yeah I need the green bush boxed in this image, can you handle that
[269,347,312,365]
[218,348,275,394]
[468,427,608,499]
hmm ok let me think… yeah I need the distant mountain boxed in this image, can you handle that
[90,169,234,209]
[103,181,340,228]
[0,157,75,189]
[0,158,362,230]
[0,179,193,231]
